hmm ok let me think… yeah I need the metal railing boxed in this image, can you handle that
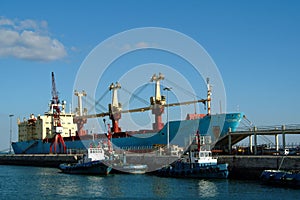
[236,124,300,132]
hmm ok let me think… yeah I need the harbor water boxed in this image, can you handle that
[0,165,299,199]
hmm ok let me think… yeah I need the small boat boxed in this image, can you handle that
[156,150,229,179]
[260,170,300,188]
[58,147,112,175]
[113,164,148,174]
[111,152,148,174]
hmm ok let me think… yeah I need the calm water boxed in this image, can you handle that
[0,165,299,200]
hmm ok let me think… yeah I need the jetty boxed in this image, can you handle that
[1,152,300,180]
[218,155,300,179]
[0,154,83,167]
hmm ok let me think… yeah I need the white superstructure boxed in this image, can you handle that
[18,102,77,142]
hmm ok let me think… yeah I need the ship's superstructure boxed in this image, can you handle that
[17,72,78,153]
[18,112,77,142]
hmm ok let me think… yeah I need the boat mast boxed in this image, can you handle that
[109,82,122,133]
[150,73,166,131]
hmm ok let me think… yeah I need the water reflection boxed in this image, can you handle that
[35,168,108,198]
[151,176,170,198]
[197,179,219,198]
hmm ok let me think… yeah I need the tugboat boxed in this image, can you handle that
[156,133,229,179]
[157,150,228,179]
[58,147,112,175]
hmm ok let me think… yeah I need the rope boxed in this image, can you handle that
[165,78,204,99]
[121,84,150,107]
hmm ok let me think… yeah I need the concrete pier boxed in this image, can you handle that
[218,155,300,179]
[0,154,83,167]
[1,153,300,180]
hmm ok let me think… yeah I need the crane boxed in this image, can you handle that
[49,72,66,153]
[74,73,211,136]
[51,72,61,127]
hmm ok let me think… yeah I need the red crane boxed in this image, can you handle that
[49,72,66,153]
[51,72,61,127]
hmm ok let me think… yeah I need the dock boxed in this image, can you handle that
[0,154,83,167]
[218,155,300,179]
[1,124,300,179]
[1,153,300,180]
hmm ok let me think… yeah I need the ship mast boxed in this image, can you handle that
[150,73,166,131]
[109,82,122,133]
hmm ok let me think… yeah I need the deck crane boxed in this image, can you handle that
[77,73,211,136]
[109,82,122,133]
[150,73,166,131]
[74,90,87,136]
[49,72,66,153]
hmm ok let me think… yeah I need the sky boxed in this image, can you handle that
[0,0,300,151]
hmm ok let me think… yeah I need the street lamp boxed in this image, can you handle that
[9,114,14,154]
[163,87,172,149]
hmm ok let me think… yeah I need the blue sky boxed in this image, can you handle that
[0,0,300,150]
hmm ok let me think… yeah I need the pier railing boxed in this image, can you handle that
[236,124,300,133]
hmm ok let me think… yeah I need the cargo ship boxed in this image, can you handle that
[12,72,244,154]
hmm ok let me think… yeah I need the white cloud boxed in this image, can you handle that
[135,42,149,48]
[0,16,66,61]
[117,42,154,52]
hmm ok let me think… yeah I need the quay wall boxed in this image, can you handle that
[0,154,82,167]
[1,154,300,180]
[218,155,300,179]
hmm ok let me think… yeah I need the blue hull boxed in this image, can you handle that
[260,170,300,188]
[59,160,112,175]
[157,163,229,179]
[12,112,243,154]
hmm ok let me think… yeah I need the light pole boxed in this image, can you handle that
[163,87,172,149]
[9,114,14,154]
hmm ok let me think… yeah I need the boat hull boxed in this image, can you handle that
[260,170,300,188]
[12,112,243,154]
[59,160,112,175]
[157,163,229,179]
[112,164,148,174]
